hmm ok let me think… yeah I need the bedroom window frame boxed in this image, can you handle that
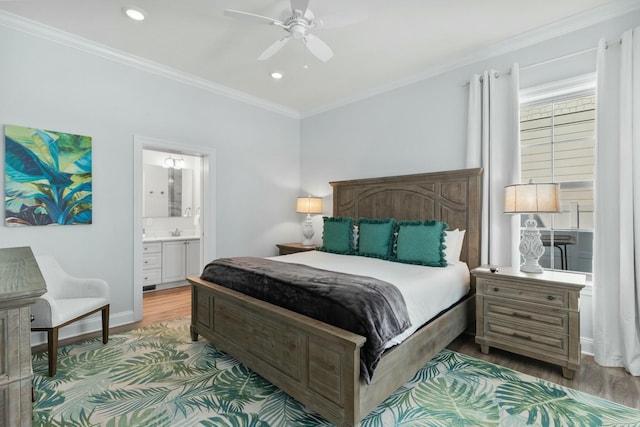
[519,74,596,275]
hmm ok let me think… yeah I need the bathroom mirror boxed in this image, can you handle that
[143,165,193,218]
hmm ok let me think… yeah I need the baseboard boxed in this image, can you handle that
[581,336,595,356]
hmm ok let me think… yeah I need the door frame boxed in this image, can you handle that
[133,135,216,321]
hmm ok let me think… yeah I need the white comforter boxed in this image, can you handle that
[270,251,470,347]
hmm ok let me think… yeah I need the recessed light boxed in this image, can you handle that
[271,72,283,80]
[123,7,146,21]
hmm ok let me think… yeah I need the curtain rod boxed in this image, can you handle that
[462,37,622,86]
[521,37,622,71]
[520,47,596,71]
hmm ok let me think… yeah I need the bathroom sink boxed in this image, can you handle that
[143,235,199,243]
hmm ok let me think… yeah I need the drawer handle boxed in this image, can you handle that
[144,261,148,264]
[494,287,499,292]
[513,332,532,340]
[512,312,532,320]
[547,295,555,301]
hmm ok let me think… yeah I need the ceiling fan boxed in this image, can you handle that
[224,0,334,62]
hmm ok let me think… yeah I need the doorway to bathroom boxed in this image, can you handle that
[133,136,216,323]
[141,149,202,292]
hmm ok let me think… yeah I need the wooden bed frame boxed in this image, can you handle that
[189,168,483,426]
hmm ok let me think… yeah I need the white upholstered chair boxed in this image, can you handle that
[31,255,111,376]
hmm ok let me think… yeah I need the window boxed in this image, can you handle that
[519,75,595,273]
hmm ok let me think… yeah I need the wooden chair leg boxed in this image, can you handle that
[47,327,58,377]
[102,305,110,344]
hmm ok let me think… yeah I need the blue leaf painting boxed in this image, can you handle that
[4,124,92,226]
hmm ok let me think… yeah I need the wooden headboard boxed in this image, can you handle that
[330,168,483,271]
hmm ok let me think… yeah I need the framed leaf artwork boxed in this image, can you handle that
[4,124,92,226]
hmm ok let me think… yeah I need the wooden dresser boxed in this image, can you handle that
[472,266,586,379]
[0,247,47,426]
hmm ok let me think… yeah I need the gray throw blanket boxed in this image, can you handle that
[200,257,411,383]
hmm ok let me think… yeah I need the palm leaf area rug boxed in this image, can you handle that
[33,317,640,427]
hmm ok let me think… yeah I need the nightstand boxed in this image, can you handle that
[276,242,319,255]
[472,266,586,379]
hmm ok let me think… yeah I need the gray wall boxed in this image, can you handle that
[299,10,640,352]
[0,24,301,336]
[1,8,637,350]
[300,10,640,209]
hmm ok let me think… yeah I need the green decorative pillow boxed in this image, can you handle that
[318,217,355,255]
[357,218,396,259]
[394,220,448,266]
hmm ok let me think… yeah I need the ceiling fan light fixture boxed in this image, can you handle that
[290,23,307,40]
[224,0,333,63]
[123,7,146,21]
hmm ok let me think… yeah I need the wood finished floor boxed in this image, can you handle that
[36,285,640,410]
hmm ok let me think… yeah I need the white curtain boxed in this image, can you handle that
[466,64,521,268]
[593,28,640,375]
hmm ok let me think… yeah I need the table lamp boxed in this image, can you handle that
[296,196,322,246]
[504,180,560,273]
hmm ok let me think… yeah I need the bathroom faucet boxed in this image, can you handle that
[171,228,182,237]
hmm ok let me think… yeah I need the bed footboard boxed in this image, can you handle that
[189,276,366,426]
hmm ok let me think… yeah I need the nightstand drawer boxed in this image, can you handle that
[480,278,568,308]
[473,266,585,379]
[484,299,568,333]
[484,320,568,357]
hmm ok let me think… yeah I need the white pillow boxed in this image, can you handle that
[353,224,359,250]
[456,229,466,261]
[444,229,466,263]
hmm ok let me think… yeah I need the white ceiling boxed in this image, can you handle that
[0,0,635,115]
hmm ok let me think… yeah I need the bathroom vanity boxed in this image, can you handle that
[142,236,200,291]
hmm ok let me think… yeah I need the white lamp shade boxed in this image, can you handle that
[296,197,322,214]
[504,182,560,214]
[505,181,560,274]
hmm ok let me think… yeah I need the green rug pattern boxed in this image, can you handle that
[33,317,640,426]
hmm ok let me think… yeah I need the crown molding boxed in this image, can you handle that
[0,10,300,119]
[1,0,638,120]
[300,0,640,118]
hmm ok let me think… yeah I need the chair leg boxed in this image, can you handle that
[47,327,59,377]
[102,305,110,344]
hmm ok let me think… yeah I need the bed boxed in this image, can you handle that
[188,167,482,426]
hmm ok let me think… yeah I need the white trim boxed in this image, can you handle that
[520,73,597,104]
[301,0,639,117]
[31,310,135,347]
[581,337,595,356]
[0,11,299,119]
[133,136,216,322]
[1,1,638,118]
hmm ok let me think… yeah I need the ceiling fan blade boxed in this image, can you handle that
[290,0,309,17]
[316,10,368,29]
[258,35,291,61]
[224,9,281,26]
[304,33,334,62]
